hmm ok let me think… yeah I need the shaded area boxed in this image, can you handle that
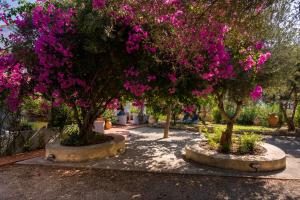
[264,136,300,158]
[0,165,299,200]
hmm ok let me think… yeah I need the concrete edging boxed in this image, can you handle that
[45,134,125,162]
[185,143,286,172]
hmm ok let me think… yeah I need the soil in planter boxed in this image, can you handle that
[199,141,267,156]
[61,132,113,147]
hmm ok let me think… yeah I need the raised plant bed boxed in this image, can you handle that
[185,143,286,172]
[45,134,125,162]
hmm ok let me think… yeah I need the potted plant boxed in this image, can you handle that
[268,113,279,127]
[103,110,114,130]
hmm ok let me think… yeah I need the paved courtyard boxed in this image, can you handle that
[18,127,300,180]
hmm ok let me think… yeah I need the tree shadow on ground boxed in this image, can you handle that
[264,136,300,158]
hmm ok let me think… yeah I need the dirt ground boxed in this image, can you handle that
[0,165,299,200]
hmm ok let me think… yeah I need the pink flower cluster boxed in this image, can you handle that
[183,105,196,114]
[133,99,144,108]
[195,23,235,82]
[168,73,177,84]
[250,85,263,101]
[0,54,28,111]
[124,81,151,97]
[106,98,120,110]
[192,86,214,97]
[126,25,149,54]
[92,0,106,9]
[240,51,271,71]
[29,4,90,108]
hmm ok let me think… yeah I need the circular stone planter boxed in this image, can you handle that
[185,143,286,172]
[45,134,125,162]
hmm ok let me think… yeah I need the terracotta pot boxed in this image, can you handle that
[105,119,112,130]
[268,114,279,127]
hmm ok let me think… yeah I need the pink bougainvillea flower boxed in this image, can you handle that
[92,0,106,9]
[250,85,263,101]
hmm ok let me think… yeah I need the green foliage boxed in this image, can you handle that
[212,103,281,127]
[60,124,81,146]
[22,97,48,120]
[48,105,74,130]
[130,106,139,114]
[103,109,115,120]
[294,105,300,127]
[212,123,276,132]
[212,107,223,124]
[236,106,257,125]
[238,132,262,154]
[204,127,223,148]
[220,143,231,153]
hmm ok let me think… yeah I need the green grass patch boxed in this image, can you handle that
[28,121,48,131]
[211,124,276,133]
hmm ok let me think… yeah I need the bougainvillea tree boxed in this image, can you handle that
[0,0,157,144]
[123,1,274,147]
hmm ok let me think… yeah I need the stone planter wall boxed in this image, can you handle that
[46,134,125,162]
[185,143,286,172]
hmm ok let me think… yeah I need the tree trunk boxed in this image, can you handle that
[75,106,100,145]
[138,106,144,124]
[219,121,233,152]
[287,119,295,132]
[280,102,296,132]
[79,117,95,144]
[172,113,176,126]
[217,94,243,153]
[164,105,172,138]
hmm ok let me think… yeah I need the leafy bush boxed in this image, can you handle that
[236,107,257,125]
[22,97,48,120]
[60,124,81,146]
[294,105,300,127]
[60,124,113,146]
[204,127,223,148]
[238,132,262,154]
[212,108,223,124]
[48,105,74,130]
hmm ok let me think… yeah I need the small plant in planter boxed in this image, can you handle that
[60,124,113,147]
[238,132,263,154]
[203,128,264,155]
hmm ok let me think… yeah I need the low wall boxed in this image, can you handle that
[46,134,125,162]
[185,143,286,172]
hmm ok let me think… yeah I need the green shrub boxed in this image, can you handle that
[60,124,81,146]
[294,105,300,127]
[22,97,48,120]
[48,105,74,130]
[212,108,223,124]
[204,127,223,148]
[236,107,257,125]
[238,132,262,154]
[60,124,112,146]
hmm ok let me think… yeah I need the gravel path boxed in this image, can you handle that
[0,164,299,200]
